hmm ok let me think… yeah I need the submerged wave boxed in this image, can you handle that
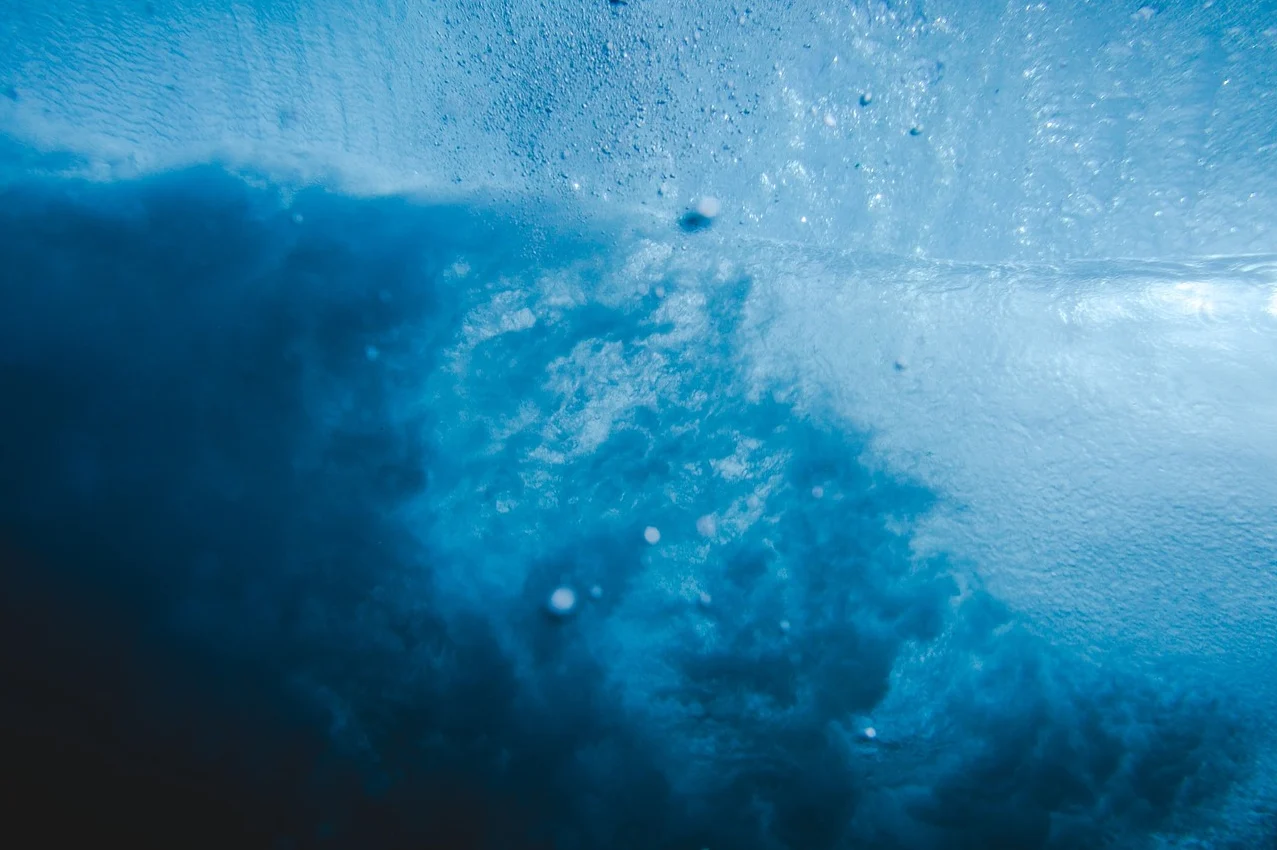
[0,166,1273,848]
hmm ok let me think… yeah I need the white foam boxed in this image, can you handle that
[4,1,1273,260]
[741,247,1277,683]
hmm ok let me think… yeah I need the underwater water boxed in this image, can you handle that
[1,164,1274,849]
[3,1,1277,848]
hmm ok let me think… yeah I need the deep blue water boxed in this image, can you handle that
[0,167,1269,848]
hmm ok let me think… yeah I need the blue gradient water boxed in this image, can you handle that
[3,2,1277,848]
[0,165,1269,848]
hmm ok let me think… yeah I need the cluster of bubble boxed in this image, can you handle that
[395,217,1255,848]
[6,0,1274,258]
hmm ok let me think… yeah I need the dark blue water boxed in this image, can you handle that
[0,165,1266,848]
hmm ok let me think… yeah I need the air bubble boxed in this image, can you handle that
[695,196,721,218]
[679,196,720,232]
[547,586,578,617]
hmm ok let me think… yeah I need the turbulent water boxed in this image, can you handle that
[2,167,1275,848]
[4,1,1276,261]
[3,3,1277,846]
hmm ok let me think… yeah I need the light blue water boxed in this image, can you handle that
[2,2,1277,848]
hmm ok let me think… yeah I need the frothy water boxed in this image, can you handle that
[2,167,1273,847]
